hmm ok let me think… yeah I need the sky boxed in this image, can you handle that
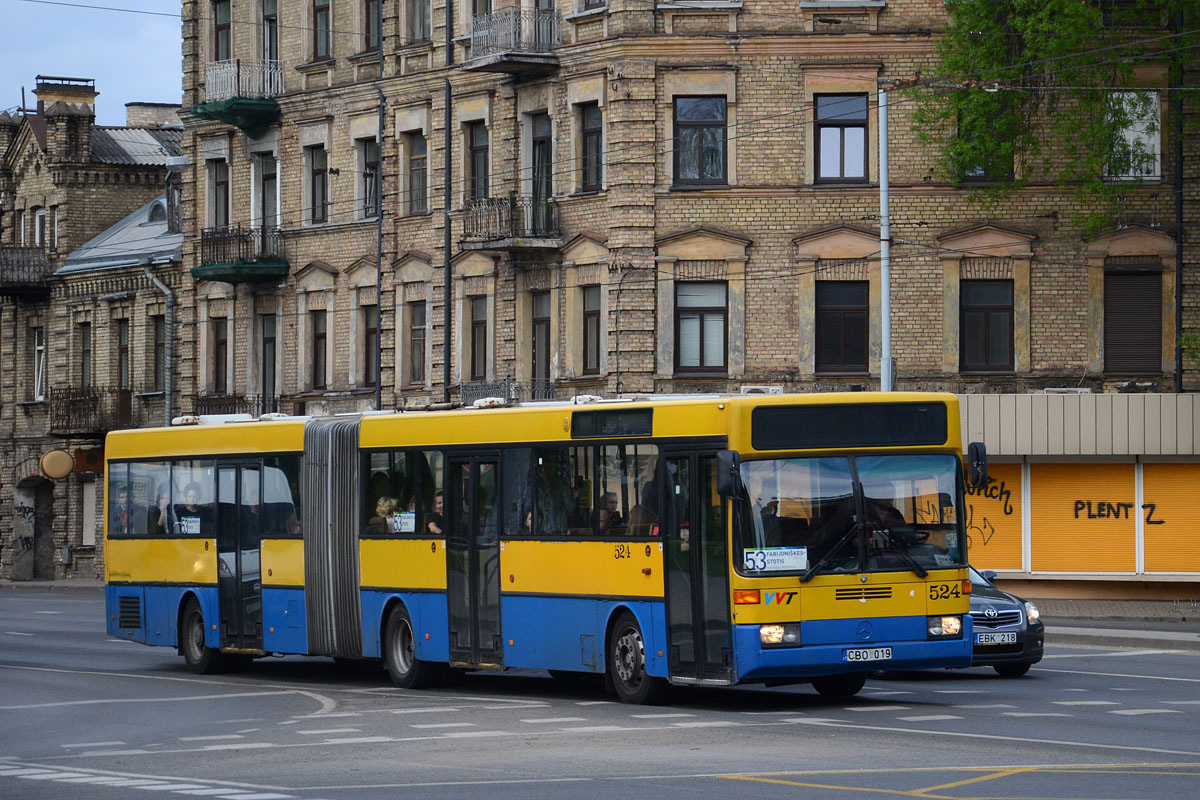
[1,0,182,126]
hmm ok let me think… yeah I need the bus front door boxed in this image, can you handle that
[446,455,503,668]
[216,462,264,652]
[663,453,733,684]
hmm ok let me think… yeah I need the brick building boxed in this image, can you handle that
[0,77,182,580]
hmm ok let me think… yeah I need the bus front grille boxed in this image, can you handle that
[835,587,893,601]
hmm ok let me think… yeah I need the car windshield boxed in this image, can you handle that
[969,566,990,586]
[735,454,966,577]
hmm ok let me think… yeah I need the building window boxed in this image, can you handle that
[117,318,131,390]
[583,0,605,8]
[815,94,868,182]
[673,96,726,186]
[32,327,45,401]
[1104,269,1162,374]
[311,310,328,390]
[307,145,328,224]
[52,206,59,250]
[1105,90,1160,180]
[214,0,232,61]
[473,0,491,19]
[257,154,278,228]
[580,103,603,192]
[408,133,428,213]
[582,285,600,375]
[152,315,166,391]
[360,138,381,219]
[530,113,553,203]
[365,0,381,51]
[313,0,331,59]
[815,281,868,373]
[468,122,489,200]
[32,207,46,247]
[261,314,277,398]
[262,0,279,61]
[408,301,427,385]
[363,304,379,388]
[212,317,228,394]
[960,280,1013,372]
[957,105,1014,184]
[78,322,92,390]
[209,160,230,228]
[532,291,551,385]
[407,0,430,41]
[469,296,487,381]
[675,282,727,372]
[16,210,25,245]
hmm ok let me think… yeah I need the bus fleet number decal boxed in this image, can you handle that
[614,543,632,560]
[928,582,962,600]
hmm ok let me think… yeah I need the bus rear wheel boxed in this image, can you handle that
[812,672,867,698]
[181,598,224,675]
[385,605,438,689]
[608,612,667,705]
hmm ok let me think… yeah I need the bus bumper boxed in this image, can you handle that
[732,614,973,682]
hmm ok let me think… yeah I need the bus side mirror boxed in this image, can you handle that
[716,450,743,499]
[967,441,988,488]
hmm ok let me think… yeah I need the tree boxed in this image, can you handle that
[914,0,1197,232]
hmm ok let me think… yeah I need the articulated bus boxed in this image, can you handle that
[105,392,984,703]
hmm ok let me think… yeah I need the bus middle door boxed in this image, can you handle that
[446,454,502,668]
[216,461,264,652]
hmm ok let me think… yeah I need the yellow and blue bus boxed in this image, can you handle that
[105,392,982,702]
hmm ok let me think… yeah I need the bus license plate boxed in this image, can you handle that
[844,647,892,662]
[976,632,1017,645]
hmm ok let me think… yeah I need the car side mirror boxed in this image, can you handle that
[982,569,997,582]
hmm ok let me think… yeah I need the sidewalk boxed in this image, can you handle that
[4,579,1200,652]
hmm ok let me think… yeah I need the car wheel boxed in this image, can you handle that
[384,605,439,689]
[608,611,667,705]
[180,597,225,674]
[994,662,1032,678]
[812,672,868,698]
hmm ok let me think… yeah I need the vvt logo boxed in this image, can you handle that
[764,591,797,605]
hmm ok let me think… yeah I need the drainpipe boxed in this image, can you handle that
[144,265,175,426]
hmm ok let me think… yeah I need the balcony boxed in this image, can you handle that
[464,9,560,75]
[193,393,286,417]
[0,246,50,299]
[461,194,563,250]
[462,379,564,404]
[192,59,284,138]
[49,387,138,436]
[192,226,289,284]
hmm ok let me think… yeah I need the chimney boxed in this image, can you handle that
[125,102,183,128]
[0,111,18,156]
[35,77,97,164]
[33,75,97,114]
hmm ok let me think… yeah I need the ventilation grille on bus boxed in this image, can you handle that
[118,595,142,629]
[835,587,893,601]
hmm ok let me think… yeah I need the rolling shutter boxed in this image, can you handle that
[1104,269,1161,375]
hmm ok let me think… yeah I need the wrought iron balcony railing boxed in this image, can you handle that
[0,246,49,296]
[463,194,560,243]
[49,387,137,435]
[470,9,560,58]
[204,59,285,102]
[462,379,564,405]
[193,393,285,417]
[200,226,284,264]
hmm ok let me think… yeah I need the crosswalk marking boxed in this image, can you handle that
[411,722,476,729]
[521,717,588,723]
[896,715,962,722]
[1109,709,1183,715]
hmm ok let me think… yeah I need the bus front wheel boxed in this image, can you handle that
[812,672,867,698]
[181,598,224,674]
[384,605,438,689]
[608,612,667,705]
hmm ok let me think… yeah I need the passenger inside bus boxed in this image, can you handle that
[175,482,212,535]
[367,496,399,534]
[426,490,444,535]
[146,489,169,535]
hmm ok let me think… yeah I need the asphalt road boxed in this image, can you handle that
[2,589,1199,799]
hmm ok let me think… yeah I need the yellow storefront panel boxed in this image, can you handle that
[261,539,305,587]
[1143,464,1200,573]
[963,463,1023,571]
[105,538,215,584]
[359,538,447,591]
[1030,463,1135,572]
[501,539,664,597]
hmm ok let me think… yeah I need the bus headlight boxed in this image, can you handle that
[1024,601,1040,623]
[927,615,963,638]
[760,623,801,647]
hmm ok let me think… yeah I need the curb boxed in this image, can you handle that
[0,581,104,592]
[1048,626,1200,653]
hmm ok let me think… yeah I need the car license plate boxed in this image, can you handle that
[976,631,1017,645]
[844,647,892,662]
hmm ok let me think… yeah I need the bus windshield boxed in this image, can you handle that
[736,454,965,577]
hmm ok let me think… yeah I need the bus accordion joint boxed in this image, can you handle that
[734,590,761,605]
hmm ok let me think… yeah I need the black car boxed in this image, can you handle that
[968,566,1044,677]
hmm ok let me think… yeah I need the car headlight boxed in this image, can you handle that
[927,615,963,638]
[1024,601,1040,623]
[760,623,801,647]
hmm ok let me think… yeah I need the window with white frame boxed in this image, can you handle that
[32,327,46,401]
[52,206,59,249]
[1105,90,1160,180]
[32,207,46,247]
[17,210,25,245]
[815,94,868,182]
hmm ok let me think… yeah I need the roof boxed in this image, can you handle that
[57,194,181,275]
[91,126,182,165]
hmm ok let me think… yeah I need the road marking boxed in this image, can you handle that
[296,729,361,735]
[180,735,245,741]
[576,701,611,706]
[131,783,210,790]
[173,790,256,796]
[34,610,65,614]
[897,715,962,721]
[1163,700,1200,704]
[442,730,511,738]
[1042,650,1183,659]
[389,707,460,714]
[520,717,588,723]
[0,689,297,711]
[321,736,392,744]
[1001,712,1074,717]
[482,704,550,710]
[61,741,126,748]
[225,794,294,799]
[22,772,92,780]
[631,713,695,719]
[1052,700,1120,705]
[861,691,913,696]
[1109,709,1183,715]
[201,743,276,750]
[2,632,34,636]
[559,725,635,732]
[410,722,476,729]
[952,704,1016,709]
[672,721,740,728]
[845,705,911,712]
[934,690,987,694]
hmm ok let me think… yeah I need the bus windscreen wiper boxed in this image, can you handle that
[871,526,929,578]
[799,522,863,583]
